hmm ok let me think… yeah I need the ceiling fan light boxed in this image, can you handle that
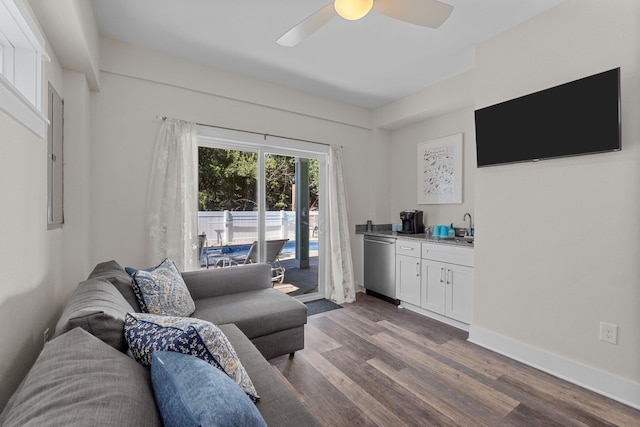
[334,0,374,21]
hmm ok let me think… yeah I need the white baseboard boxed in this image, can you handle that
[399,302,470,332]
[468,325,640,410]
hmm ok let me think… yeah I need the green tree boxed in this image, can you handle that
[198,148,257,211]
[265,154,294,210]
[308,158,319,210]
[198,148,319,212]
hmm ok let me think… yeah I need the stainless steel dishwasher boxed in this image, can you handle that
[364,235,398,305]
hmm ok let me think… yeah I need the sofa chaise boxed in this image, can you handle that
[0,260,319,426]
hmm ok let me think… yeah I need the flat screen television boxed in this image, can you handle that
[474,68,621,167]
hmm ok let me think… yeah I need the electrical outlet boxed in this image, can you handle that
[43,328,50,345]
[599,322,618,345]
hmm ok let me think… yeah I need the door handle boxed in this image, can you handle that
[440,267,444,283]
[446,269,452,284]
[416,262,420,276]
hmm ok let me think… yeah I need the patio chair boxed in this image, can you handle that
[198,233,207,265]
[200,232,233,269]
[233,239,288,284]
[205,245,233,269]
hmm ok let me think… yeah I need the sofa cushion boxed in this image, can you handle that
[131,258,195,316]
[52,277,134,352]
[0,328,161,427]
[124,313,258,400]
[88,260,141,312]
[182,263,271,299]
[192,288,307,339]
[151,351,267,427]
[218,324,321,427]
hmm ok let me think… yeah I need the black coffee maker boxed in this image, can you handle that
[399,210,424,234]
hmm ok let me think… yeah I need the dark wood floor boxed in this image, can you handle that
[271,293,640,426]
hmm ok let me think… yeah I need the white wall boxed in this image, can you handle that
[0,43,69,409]
[62,71,92,286]
[389,107,476,227]
[89,39,382,275]
[470,0,640,407]
[374,70,474,130]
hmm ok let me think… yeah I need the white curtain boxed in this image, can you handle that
[328,145,356,304]
[147,118,199,271]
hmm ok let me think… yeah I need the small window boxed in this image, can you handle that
[0,0,48,138]
[47,83,63,229]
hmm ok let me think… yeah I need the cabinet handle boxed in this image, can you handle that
[446,269,452,284]
[416,262,420,276]
[400,246,413,251]
[440,267,444,283]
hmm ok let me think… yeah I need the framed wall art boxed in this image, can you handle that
[417,133,463,204]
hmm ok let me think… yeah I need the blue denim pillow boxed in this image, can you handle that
[130,258,195,316]
[151,351,266,427]
[124,266,150,276]
[124,313,259,401]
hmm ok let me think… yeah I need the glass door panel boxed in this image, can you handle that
[264,154,320,297]
[198,146,258,268]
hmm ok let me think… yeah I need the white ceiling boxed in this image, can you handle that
[91,0,566,109]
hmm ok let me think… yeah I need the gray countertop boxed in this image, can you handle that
[362,231,474,247]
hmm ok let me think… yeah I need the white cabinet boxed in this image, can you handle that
[445,263,474,324]
[422,260,474,324]
[396,255,421,306]
[420,242,474,326]
[421,259,446,314]
[395,241,421,306]
[395,238,474,330]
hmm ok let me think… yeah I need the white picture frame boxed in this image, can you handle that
[417,133,463,204]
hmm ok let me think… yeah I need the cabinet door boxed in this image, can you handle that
[445,264,474,323]
[396,255,421,306]
[421,259,446,315]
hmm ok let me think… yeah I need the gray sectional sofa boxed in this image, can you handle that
[0,260,319,426]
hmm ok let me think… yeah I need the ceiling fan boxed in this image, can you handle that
[277,0,454,47]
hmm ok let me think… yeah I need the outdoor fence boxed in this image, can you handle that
[198,210,318,246]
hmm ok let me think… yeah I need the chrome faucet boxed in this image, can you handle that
[463,212,472,236]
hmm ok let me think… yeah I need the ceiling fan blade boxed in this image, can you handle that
[373,0,454,28]
[276,3,336,47]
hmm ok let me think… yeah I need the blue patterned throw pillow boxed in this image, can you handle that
[124,313,259,401]
[131,258,195,316]
[151,351,267,427]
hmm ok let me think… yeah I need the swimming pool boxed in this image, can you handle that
[202,240,318,266]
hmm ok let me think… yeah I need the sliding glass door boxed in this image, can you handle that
[198,128,327,301]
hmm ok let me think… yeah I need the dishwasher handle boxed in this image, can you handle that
[364,238,394,245]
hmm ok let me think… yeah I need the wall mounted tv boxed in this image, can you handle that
[474,68,621,167]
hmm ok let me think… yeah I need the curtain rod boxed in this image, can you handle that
[157,115,332,147]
